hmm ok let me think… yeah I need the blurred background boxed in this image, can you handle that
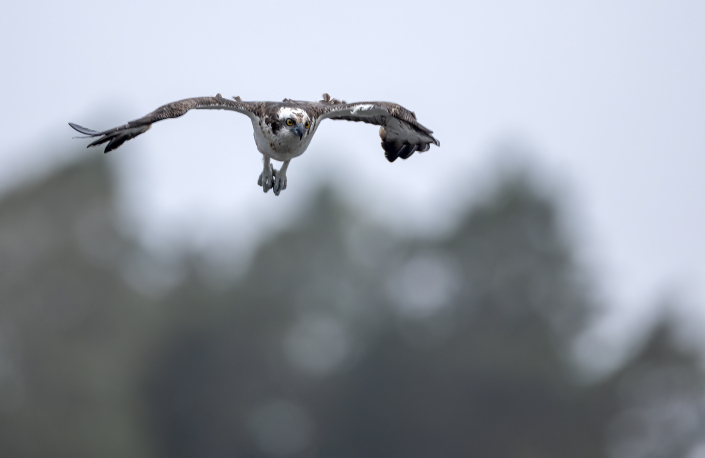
[1,1,704,456]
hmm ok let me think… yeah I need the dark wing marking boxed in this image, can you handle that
[69,94,261,153]
[305,93,440,162]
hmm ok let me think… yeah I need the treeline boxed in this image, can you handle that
[0,157,702,457]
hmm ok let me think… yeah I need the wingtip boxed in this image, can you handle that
[69,122,100,136]
[104,137,122,153]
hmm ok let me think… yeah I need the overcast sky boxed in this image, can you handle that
[2,1,704,357]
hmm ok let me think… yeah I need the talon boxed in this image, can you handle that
[258,163,275,193]
[273,171,287,196]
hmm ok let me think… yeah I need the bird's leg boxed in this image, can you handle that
[272,160,290,196]
[258,156,274,193]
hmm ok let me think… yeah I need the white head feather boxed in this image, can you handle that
[277,107,309,122]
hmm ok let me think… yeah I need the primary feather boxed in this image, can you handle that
[69,93,440,193]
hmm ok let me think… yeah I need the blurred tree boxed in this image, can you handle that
[145,170,705,457]
[0,157,702,458]
[601,317,705,458]
[0,159,156,458]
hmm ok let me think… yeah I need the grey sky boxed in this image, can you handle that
[2,0,704,351]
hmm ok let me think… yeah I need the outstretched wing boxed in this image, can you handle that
[69,94,261,153]
[308,94,440,162]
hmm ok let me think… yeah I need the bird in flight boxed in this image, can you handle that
[69,93,439,195]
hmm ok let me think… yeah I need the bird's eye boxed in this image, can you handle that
[286,119,294,126]
[304,121,311,129]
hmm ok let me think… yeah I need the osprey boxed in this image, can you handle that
[69,93,440,195]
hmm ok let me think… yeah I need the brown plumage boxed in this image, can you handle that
[69,93,440,194]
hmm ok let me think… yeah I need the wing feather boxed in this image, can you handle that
[69,94,260,153]
[305,94,439,162]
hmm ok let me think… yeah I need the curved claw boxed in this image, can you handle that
[273,171,287,196]
[258,164,274,193]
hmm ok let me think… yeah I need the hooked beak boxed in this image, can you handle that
[293,124,305,140]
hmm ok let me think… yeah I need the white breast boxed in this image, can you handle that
[251,117,314,162]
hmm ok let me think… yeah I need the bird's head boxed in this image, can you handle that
[277,107,312,140]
